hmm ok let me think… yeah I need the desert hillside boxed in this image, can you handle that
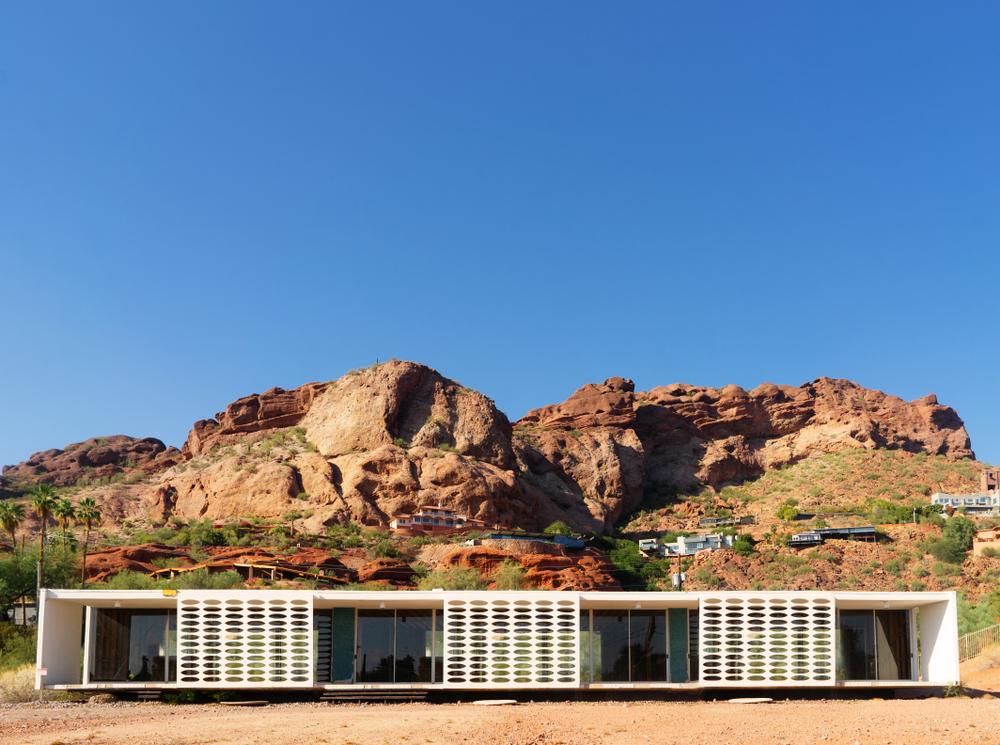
[1,360,997,607]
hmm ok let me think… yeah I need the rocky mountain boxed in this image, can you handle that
[0,361,976,536]
[1,435,180,487]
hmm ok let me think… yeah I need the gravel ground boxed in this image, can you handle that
[2,698,1000,745]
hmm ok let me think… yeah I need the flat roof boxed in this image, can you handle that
[42,588,956,610]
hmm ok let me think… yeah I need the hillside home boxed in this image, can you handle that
[973,528,1000,557]
[389,506,487,533]
[982,470,1000,494]
[931,492,1000,515]
[35,589,959,695]
[639,533,735,558]
[790,526,879,547]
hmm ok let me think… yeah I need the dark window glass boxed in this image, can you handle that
[579,610,591,682]
[313,611,333,684]
[630,611,667,682]
[592,610,629,682]
[91,609,171,682]
[434,611,443,683]
[838,610,876,680]
[356,610,395,682]
[395,611,433,683]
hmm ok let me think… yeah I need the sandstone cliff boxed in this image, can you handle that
[519,375,974,506]
[1,362,975,536]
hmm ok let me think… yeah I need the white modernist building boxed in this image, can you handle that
[35,588,959,694]
[931,492,1000,514]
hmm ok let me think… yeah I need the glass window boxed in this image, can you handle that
[592,610,629,682]
[838,610,876,680]
[579,610,592,682]
[434,610,443,683]
[91,609,173,683]
[395,611,433,683]
[356,610,395,683]
[356,610,440,684]
[630,611,667,682]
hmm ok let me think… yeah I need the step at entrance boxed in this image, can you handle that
[320,690,429,704]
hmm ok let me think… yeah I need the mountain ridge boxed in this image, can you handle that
[0,361,977,537]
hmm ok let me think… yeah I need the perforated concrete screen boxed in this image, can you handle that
[699,594,834,684]
[444,594,579,687]
[177,591,314,687]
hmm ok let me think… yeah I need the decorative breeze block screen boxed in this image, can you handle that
[444,595,579,687]
[699,595,833,684]
[177,591,314,687]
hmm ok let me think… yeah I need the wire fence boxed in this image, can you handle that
[959,624,1000,662]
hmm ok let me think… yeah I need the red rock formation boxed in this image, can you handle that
[181,383,329,458]
[439,546,621,591]
[1,365,977,539]
[1,436,175,488]
[518,375,974,500]
[357,558,416,585]
[82,543,190,583]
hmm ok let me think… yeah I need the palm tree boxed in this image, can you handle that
[30,485,58,586]
[0,501,25,549]
[76,498,101,585]
[53,498,77,550]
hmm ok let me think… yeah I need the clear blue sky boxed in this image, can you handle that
[1,2,998,469]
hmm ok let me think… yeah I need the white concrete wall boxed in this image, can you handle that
[919,595,961,684]
[36,591,84,687]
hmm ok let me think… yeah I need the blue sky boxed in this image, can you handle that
[1,2,997,468]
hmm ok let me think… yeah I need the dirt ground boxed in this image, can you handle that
[2,662,997,745]
[3,697,1000,745]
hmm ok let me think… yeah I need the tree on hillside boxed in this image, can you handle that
[30,485,57,586]
[776,504,799,521]
[0,501,25,550]
[53,498,76,550]
[544,521,573,535]
[944,514,976,551]
[76,497,101,585]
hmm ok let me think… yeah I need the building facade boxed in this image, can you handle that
[36,589,959,694]
[982,470,1000,494]
[640,533,735,557]
[931,492,1000,514]
[389,506,487,533]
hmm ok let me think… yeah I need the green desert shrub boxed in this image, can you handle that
[417,567,487,591]
[493,560,525,591]
[929,538,967,565]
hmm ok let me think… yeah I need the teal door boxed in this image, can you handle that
[668,608,689,683]
[331,608,355,683]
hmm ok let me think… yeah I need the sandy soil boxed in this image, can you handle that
[3,698,1000,745]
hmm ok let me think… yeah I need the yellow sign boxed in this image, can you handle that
[162,589,178,597]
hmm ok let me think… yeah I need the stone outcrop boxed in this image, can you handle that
[181,383,329,458]
[82,543,190,583]
[357,558,416,585]
[2,364,977,537]
[158,460,304,521]
[519,376,974,500]
[439,546,621,591]
[301,362,514,468]
[1,436,176,488]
